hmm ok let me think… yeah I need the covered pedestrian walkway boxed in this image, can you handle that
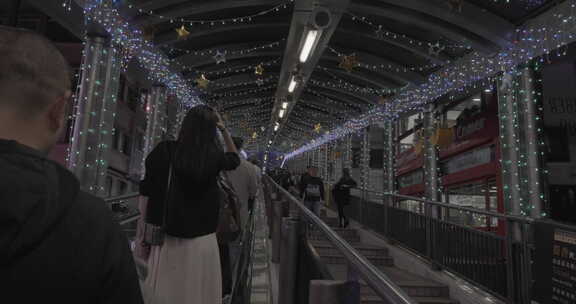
[2,0,576,303]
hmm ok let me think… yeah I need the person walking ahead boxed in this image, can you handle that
[140,105,240,304]
[333,168,358,228]
[0,26,143,303]
[299,166,325,216]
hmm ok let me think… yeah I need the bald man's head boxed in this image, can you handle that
[0,26,71,117]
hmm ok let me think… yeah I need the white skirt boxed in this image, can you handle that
[144,233,222,304]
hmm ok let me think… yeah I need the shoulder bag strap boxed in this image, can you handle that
[162,143,175,230]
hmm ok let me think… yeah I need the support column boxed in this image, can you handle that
[323,143,329,180]
[498,71,523,219]
[144,85,168,157]
[68,35,121,196]
[517,67,545,218]
[344,134,352,169]
[360,127,370,223]
[168,102,185,140]
[383,120,396,205]
[423,104,440,213]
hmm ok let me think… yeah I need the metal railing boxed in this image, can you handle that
[338,189,536,303]
[265,176,417,304]
[229,209,257,304]
[104,193,141,223]
[105,192,141,203]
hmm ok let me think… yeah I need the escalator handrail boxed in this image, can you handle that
[265,175,417,304]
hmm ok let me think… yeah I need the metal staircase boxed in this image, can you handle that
[310,216,458,304]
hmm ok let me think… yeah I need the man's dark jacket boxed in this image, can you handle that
[0,140,143,304]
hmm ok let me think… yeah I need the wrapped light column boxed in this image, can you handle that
[143,85,168,162]
[423,104,440,218]
[360,127,370,222]
[498,70,523,221]
[517,66,545,218]
[323,143,329,180]
[344,134,353,170]
[68,35,121,196]
[383,119,396,206]
[169,102,186,140]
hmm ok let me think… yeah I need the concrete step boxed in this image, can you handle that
[360,267,450,298]
[328,264,452,299]
[361,295,458,304]
[309,227,361,243]
[321,254,394,267]
[321,216,341,227]
[310,240,389,257]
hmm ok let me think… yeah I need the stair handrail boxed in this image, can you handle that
[104,192,141,203]
[266,176,417,304]
[383,192,533,223]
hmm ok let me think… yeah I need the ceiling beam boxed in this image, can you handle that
[135,0,288,26]
[333,28,449,64]
[361,0,515,50]
[308,81,376,105]
[313,66,394,89]
[136,0,187,12]
[155,23,288,45]
[349,1,512,54]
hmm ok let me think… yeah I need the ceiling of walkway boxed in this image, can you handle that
[5,0,559,152]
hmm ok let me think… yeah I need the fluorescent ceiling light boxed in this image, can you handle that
[484,89,492,93]
[282,102,289,109]
[288,76,297,93]
[299,30,319,63]
[279,109,286,118]
[473,98,481,102]
[274,125,279,131]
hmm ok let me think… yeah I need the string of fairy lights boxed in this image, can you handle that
[83,0,201,107]
[287,0,576,161]
[327,46,442,73]
[163,40,284,58]
[184,59,280,76]
[126,0,294,26]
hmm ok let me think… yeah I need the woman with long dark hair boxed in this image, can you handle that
[140,105,240,304]
[333,168,357,228]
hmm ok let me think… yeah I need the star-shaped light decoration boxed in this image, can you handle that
[446,0,463,12]
[428,42,445,57]
[314,123,322,133]
[195,74,210,89]
[255,78,265,86]
[378,95,389,105]
[254,64,264,75]
[252,132,258,139]
[374,25,384,39]
[339,54,359,73]
[213,50,227,64]
[175,25,190,40]
[142,24,157,41]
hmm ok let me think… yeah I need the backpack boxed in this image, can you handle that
[305,182,322,201]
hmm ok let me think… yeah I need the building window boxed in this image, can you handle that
[398,199,423,214]
[397,170,423,189]
[444,180,498,230]
[113,129,121,151]
[122,134,131,156]
[106,176,114,197]
[118,180,127,196]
